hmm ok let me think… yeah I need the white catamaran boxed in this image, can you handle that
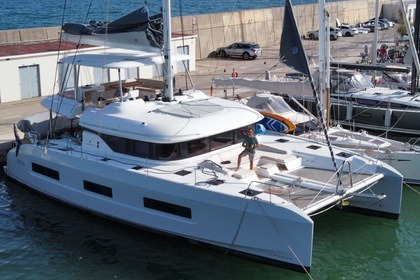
[246,93,420,185]
[4,0,403,272]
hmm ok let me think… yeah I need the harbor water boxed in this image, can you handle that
[0,167,419,279]
[0,0,419,279]
[0,0,312,31]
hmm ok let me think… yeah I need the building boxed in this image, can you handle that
[0,28,197,103]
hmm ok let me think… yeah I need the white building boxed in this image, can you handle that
[0,34,197,103]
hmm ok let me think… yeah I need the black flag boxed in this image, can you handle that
[279,0,311,77]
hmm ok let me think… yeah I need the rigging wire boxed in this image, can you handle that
[178,0,189,90]
[255,199,314,279]
[50,0,95,137]
[404,181,420,195]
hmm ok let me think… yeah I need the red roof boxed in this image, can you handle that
[0,41,94,58]
[0,32,194,58]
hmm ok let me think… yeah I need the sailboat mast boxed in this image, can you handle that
[371,0,379,65]
[162,0,174,101]
[280,0,339,173]
[318,0,330,125]
[318,0,325,103]
[399,0,420,94]
[411,0,420,93]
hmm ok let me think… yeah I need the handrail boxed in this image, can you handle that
[408,137,420,147]
[243,159,356,208]
[335,159,352,194]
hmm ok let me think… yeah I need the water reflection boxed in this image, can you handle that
[0,174,418,279]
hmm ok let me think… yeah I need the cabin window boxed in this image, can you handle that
[101,133,150,157]
[155,143,180,160]
[235,125,256,143]
[144,197,192,219]
[83,181,113,198]
[210,131,233,150]
[32,163,60,180]
[97,123,258,160]
[358,112,372,119]
[186,138,209,157]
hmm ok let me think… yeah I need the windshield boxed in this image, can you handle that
[331,71,374,93]
[248,96,293,114]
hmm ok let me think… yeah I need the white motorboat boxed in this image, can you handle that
[4,0,403,273]
[247,93,420,184]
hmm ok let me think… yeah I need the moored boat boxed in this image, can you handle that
[246,93,420,185]
[3,0,403,273]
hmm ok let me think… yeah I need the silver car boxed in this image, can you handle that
[338,25,358,36]
[307,27,342,40]
[216,42,262,60]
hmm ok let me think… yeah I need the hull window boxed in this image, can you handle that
[32,163,60,181]
[83,181,113,198]
[144,197,192,219]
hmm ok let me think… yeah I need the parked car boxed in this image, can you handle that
[356,27,370,34]
[397,34,410,42]
[338,25,358,36]
[370,17,395,28]
[361,21,385,32]
[216,42,262,60]
[307,27,342,40]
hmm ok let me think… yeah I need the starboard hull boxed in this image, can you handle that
[4,144,314,272]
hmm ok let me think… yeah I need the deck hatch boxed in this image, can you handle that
[132,165,144,170]
[239,189,262,197]
[32,163,60,180]
[175,170,191,176]
[275,138,290,143]
[144,197,192,219]
[306,145,321,150]
[336,152,352,158]
[208,179,225,185]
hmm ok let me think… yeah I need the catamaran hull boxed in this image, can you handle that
[285,95,420,137]
[344,163,402,220]
[376,152,420,185]
[331,104,420,137]
[4,144,313,272]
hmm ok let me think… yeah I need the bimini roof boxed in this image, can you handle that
[60,49,189,69]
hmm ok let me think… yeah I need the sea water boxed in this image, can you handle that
[0,0,419,278]
[0,169,419,279]
[0,0,318,31]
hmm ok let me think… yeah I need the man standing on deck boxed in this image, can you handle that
[236,129,259,171]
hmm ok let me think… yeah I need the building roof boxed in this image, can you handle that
[0,41,94,58]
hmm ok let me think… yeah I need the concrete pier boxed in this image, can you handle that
[0,0,400,59]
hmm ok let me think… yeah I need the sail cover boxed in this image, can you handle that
[280,0,311,77]
[62,6,163,49]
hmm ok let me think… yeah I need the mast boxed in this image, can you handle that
[371,0,379,65]
[399,0,420,95]
[280,0,339,173]
[162,0,174,100]
[318,0,326,118]
[318,0,330,126]
[410,0,420,94]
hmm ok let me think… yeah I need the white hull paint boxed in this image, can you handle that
[5,136,315,271]
[5,124,403,271]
